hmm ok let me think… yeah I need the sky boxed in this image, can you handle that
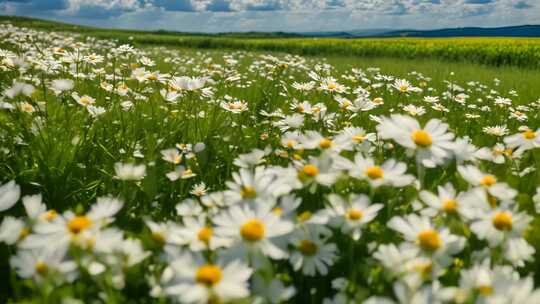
[0,0,539,33]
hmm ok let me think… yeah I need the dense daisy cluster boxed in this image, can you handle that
[1,23,540,303]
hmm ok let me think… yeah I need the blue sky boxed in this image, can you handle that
[1,0,538,32]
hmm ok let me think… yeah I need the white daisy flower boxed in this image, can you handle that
[213,203,294,261]
[333,154,414,188]
[0,180,20,212]
[388,214,465,266]
[288,228,337,276]
[326,194,383,240]
[376,115,455,168]
[458,165,517,201]
[163,253,252,304]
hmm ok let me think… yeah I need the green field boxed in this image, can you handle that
[1,17,540,304]
[3,16,540,68]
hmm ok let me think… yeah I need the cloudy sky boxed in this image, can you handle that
[0,0,538,33]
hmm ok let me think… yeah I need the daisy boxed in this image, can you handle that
[190,182,208,197]
[169,76,207,91]
[333,126,376,152]
[280,131,303,150]
[213,203,294,261]
[504,128,540,156]
[419,183,466,218]
[295,155,340,188]
[470,206,531,247]
[4,82,34,99]
[224,166,294,205]
[221,100,248,113]
[71,92,95,107]
[20,197,123,255]
[114,162,146,181]
[50,79,74,95]
[163,253,252,304]
[161,148,182,164]
[273,114,304,132]
[333,154,414,188]
[388,214,465,265]
[233,149,268,168]
[172,216,227,251]
[299,131,346,153]
[392,79,421,94]
[0,180,20,212]
[288,228,337,276]
[10,248,77,284]
[457,165,517,201]
[326,194,383,240]
[483,125,508,137]
[0,216,27,245]
[319,77,347,93]
[376,115,455,167]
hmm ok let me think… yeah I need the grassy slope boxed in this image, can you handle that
[2,15,540,69]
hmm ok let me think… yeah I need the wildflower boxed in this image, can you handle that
[114,162,146,181]
[0,180,20,212]
[163,254,252,304]
[504,128,540,156]
[72,92,96,107]
[377,115,455,167]
[333,154,414,188]
[213,204,294,260]
[289,229,337,276]
[326,194,383,240]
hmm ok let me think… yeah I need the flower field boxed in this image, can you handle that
[2,21,540,304]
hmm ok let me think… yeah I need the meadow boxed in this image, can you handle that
[1,18,540,304]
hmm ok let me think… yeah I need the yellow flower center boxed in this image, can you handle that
[442,199,458,214]
[240,186,257,199]
[272,207,282,216]
[418,229,441,252]
[372,97,384,104]
[43,210,57,221]
[197,227,213,245]
[327,82,337,90]
[67,216,92,234]
[297,211,312,222]
[480,175,497,187]
[477,285,493,296]
[399,85,409,92]
[298,240,318,256]
[195,265,222,286]
[319,138,333,149]
[285,139,296,148]
[301,164,319,177]
[240,219,265,242]
[413,261,433,278]
[20,103,35,113]
[35,261,48,275]
[347,209,364,221]
[492,212,512,231]
[152,232,166,245]
[365,166,384,180]
[352,134,365,142]
[18,227,29,240]
[487,194,498,208]
[522,130,536,140]
[147,74,158,81]
[411,130,433,147]
[79,96,94,105]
